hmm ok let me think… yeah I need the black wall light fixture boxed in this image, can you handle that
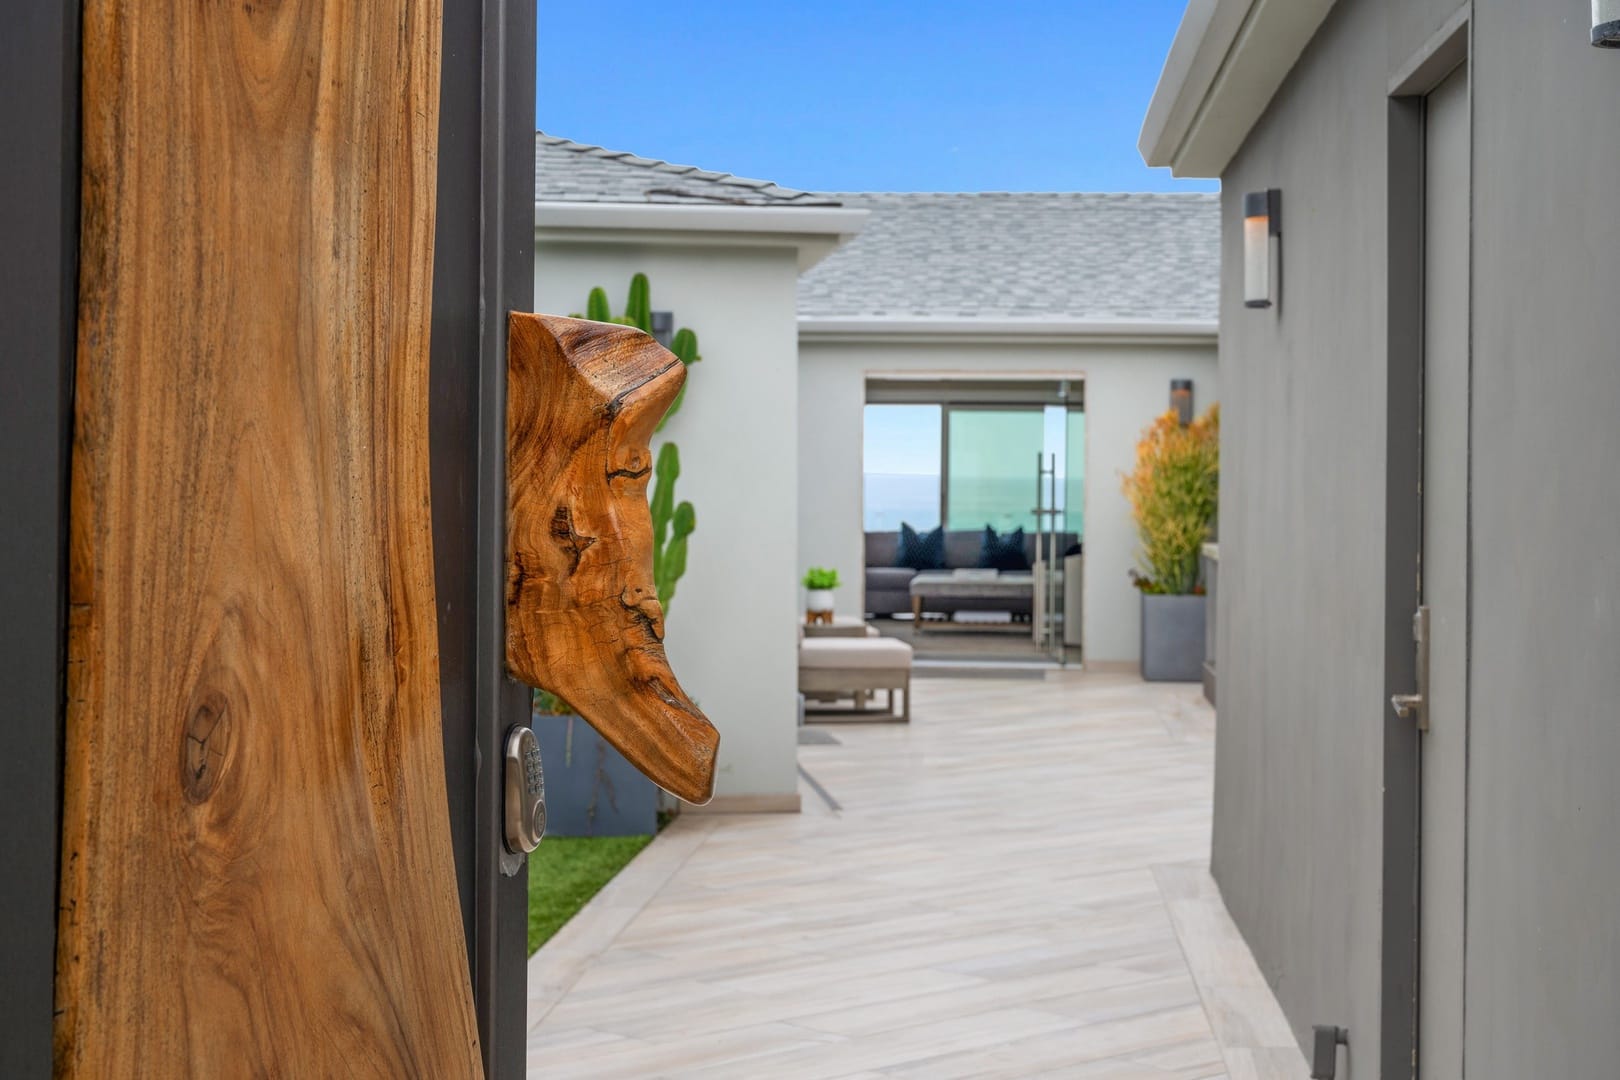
[1596,1,1620,46]
[1244,189,1281,309]
[650,310,675,348]
[1170,379,1194,425]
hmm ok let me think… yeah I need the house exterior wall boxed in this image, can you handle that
[1466,4,1620,1076]
[1213,2,1393,1063]
[798,338,1217,664]
[535,242,802,806]
[1213,0,1620,1074]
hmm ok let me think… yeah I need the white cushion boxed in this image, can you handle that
[799,637,913,670]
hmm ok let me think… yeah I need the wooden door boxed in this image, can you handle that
[48,2,533,1074]
[1418,60,1471,1080]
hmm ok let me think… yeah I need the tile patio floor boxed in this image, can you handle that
[526,672,1307,1079]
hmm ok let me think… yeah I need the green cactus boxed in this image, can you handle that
[586,286,612,323]
[661,503,695,610]
[655,328,701,432]
[650,443,695,611]
[650,442,676,549]
[574,274,702,606]
[624,273,652,334]
[670,327,701,365]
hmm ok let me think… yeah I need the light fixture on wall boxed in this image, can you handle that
[1170,379,1194,425]
[1244,189,1281,309]
[1595,0,1620,46]
[650,310,675,348]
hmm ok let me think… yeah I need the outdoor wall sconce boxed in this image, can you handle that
[650,310,675,347]
[1170,379,1194,425]
[1596,1,1620,46]
[505,313,720,805]
[1244,189,1281,309]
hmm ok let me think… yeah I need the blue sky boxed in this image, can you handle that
[536,1,1214,194]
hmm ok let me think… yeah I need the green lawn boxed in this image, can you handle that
[527,835,653,955]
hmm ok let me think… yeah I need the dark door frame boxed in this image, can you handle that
[1383,10,1471,1079]
[0,4,537,1075]
[432,1,538,1076]
[0,6,81,1075]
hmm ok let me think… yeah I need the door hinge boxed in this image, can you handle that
[1391,606,1430,731]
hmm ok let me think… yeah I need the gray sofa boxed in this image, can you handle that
[864,530,1080,618]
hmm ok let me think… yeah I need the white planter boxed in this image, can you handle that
[805,589,835,614]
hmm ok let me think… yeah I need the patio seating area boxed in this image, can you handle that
[799,630,913,722]
[526,673,1305,1078]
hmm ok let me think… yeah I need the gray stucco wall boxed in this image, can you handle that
[1466,4,1620,1077]
[1214,0,1620,1076]
[1213,0,1392,1065]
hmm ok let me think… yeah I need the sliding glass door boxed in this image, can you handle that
[945,409,1044,532]
[863,405,942,531]
[860,383,1085,664]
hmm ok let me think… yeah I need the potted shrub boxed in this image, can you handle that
[802,566,840,620]
[529,690,658,837]
[1123,405,1218,681]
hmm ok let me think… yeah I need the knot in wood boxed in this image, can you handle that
[181,689,233,803]
[619,584,665,640]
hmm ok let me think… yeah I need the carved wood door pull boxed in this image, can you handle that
[506,314,720,805]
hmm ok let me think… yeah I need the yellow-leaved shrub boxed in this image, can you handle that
[1121,404,1219,595]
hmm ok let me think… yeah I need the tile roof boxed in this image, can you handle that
[535,133,840,208]
[797,192,1220,323]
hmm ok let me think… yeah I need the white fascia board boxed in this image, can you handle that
[798,317,1217,347]
[1140,0,1338,178]
[534,201,867,237]
[534,202,867,271]
[1139,0,1225,168]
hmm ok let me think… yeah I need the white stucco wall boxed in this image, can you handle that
[798,337,1218,664]
[536,240,802,804]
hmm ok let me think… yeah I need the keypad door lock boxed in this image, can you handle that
[503,726,546,854]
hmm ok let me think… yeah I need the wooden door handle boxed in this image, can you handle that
[506,313,719,804]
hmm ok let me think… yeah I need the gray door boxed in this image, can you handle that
[1419,61,1471,1080]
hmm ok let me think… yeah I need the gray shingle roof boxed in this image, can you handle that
[797,192,1220,323]
[535,133,839,208]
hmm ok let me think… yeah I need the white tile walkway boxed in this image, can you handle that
[527,671,1307,1079]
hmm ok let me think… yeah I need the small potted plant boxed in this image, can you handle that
[802,566,841,623]
[1123,405,1219,681]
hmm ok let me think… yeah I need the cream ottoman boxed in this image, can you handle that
[798,635,912,722]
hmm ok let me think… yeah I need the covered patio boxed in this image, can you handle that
[526,673,1304,1078]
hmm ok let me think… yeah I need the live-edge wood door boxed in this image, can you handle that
[49,1,527,1074]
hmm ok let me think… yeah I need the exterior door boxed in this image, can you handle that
[1419,61,1471,1080]
[2,2,534,1075]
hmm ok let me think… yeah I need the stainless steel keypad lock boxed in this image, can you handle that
[503,726,546,854]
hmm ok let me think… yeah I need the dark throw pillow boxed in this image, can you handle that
[893,522,946,571]
[978,526,1031,571]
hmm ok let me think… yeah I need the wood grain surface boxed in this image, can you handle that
[506,314,720,805]
[56,2,482,1075]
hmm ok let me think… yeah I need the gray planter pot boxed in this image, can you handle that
[531,713,658,837]
[1140,593,1207,682]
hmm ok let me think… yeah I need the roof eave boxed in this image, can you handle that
[534,202,868,271]
[798,317,1218,347]
[1139,0,1339,178]
[534,200,868,238]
